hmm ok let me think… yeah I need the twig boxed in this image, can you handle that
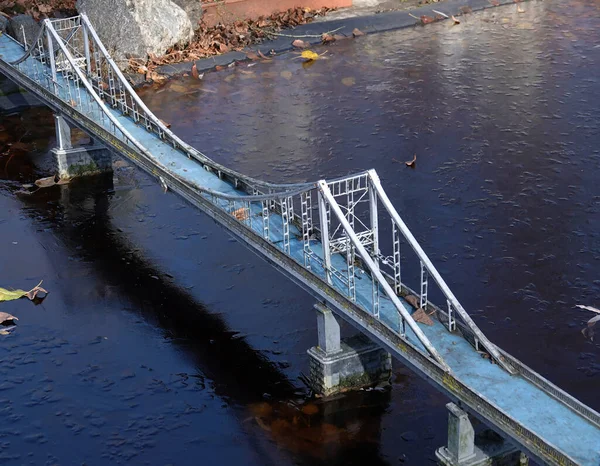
[432,9,449,18]
[408,13,420,20]
[266,26,344,38]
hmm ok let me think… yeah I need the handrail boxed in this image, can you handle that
[367,169,516,374]
[317,180,451,372]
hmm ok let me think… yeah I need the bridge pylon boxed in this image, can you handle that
[436,403,527,466]
[52,113,112,179]
[307,303,392,396]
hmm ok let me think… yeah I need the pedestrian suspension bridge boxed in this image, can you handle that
[0,15,598,466]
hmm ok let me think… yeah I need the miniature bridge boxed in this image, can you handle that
[0,15,599,466]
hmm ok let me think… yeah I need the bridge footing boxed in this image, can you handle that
[307,304,392,396]
[52,114,112,179]
[436,403,528,466]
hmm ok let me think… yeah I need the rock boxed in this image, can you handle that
[7,15,40,47]
[76,0,193,64]
[0,16,8,35]
[171,0,203,29]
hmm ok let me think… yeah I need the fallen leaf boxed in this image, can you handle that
[451,15,461,24]
[322,33,336,43]
[517,4,525,12]
[421,15,435,24]
[352,28,365,37]
[292,39,309,48]
[0,281,47,302]
[191,63,200,79]
[341,77,356,86]
[159,119,171,128]
[232,208,249,221]
[0,312,18,325]
[280,70,293,80]
[333,34,348,41]
[489,0,500,6]
[35,176,58,188]
[413,307,434,326]
[215,65,225,71]
[404,295,420,309]
[301,50,319,61]
[405,154,417,167]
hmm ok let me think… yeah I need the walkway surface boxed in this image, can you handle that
[1,10,599,465]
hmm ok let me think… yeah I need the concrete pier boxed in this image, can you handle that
[51,114,112,179]
[307,303,392,396]
[436,403,528,466]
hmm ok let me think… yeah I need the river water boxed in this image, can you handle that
[1,0,599,463]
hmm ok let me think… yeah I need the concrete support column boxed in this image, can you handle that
[307,303,391,397]
[436,403,528,466]
[51,113,113,179]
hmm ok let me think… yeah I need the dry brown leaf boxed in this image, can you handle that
[292,39,309,49]
[451,15,461,24]
[0,312,18,325]
[404,295,420,309]
[341,77,355,86]
[159,119,171,128]
[191,63,200,79]
[322,33,335,43]
[232,208,249,221]
[517,5,525,12]
[413,308,434,326]
[406,154,417,167]
[352,28,365,37]
[421,15,435,24]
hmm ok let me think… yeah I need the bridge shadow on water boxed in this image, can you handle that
[0,123,418,465]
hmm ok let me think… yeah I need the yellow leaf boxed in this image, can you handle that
[301,50,319,61]
[0,288,28,302]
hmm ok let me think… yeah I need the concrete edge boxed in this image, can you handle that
[152,0,526,80]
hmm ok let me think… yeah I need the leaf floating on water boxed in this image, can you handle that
[341,77,356,86]
[292,39,309,49]
[405,154,417,167]
[191,63,201,80]
[322,33,336,43]
[0,312,18,325]
[413,308,434,326]
[301,50,319,61]
[0,281,47,303]
[352,28,365,37]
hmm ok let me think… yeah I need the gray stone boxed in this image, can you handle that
[76,0,193,64]
[171,0,203,29]
[7,15,40,47]
[0,16,8,34]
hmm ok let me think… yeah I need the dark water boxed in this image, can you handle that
[2,0,600,463]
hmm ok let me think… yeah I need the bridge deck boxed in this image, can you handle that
[1,30,599,465]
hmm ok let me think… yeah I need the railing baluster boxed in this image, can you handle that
[318,190,332,284]
[420,260,428,310]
